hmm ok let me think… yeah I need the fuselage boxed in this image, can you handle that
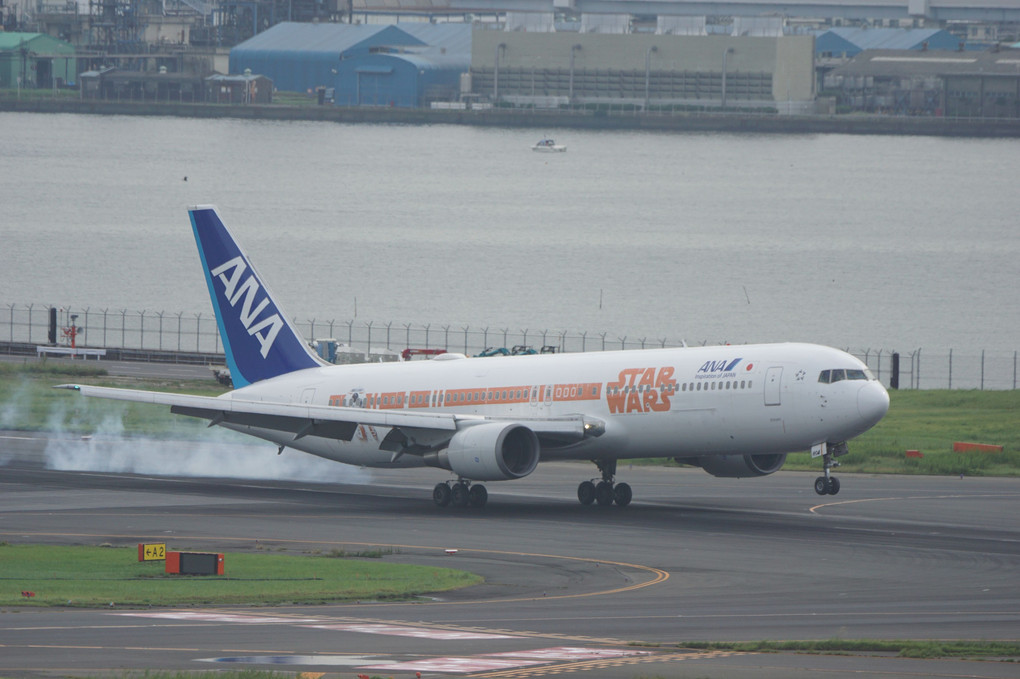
[224,342,889,470]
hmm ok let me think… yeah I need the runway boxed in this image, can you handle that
[2,431,1018,678]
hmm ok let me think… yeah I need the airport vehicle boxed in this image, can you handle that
[59,206,889,508]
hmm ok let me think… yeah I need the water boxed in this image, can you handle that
[2,111,1019,355]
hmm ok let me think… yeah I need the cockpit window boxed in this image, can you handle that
[819,368,873,384]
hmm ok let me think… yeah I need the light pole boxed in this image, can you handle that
[721,46,735,109]
[644,45,658,110]
[569,44,581,102]
[493,42,506,103]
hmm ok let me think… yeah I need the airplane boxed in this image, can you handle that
[59,206,890,508]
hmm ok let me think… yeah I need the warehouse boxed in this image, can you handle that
[230,21,471,103]
[0,32,76,89]
[824,47,1020,117]
[470,26,816,113]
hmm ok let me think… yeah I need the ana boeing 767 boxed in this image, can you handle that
[59,206,890,508]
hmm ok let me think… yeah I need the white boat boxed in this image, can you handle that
[532,138,566,153]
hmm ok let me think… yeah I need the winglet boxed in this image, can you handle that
[189,206,323,387]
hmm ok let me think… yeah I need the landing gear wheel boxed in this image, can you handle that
[577,481,596,505]
[828,477,840,495]
[468,484,488,508]
[595,481,615,506]
[450,483,470,507]
[613,482,633,507]
[433,483,451,507]
[814,476,828,496]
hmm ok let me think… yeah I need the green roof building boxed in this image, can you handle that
[0,32,77,89]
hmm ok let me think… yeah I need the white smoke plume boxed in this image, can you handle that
[41,397,372,484]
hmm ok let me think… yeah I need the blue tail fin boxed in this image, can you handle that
[190,206,322,388]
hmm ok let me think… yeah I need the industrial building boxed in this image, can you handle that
[470,20,816,113]
[814,27,964,59]
[824,47,1020,117]
[0,31,76,88]
[230,22,471,105]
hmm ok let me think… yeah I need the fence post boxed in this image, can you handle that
[618,336,627,350]
[194,313,201,352]
[27,304,33,343]
[981,349,985,390]
[139,310,146,349]
[385,322,392,350]
[890,352,900,389]
[442,325,450,352]
[581,331,587,353]
[522,328,528,348]
[948,348,952,389]
[176,312,183,351]
[462,326,470,354]
[120,309,128,348]
[102,309,109,347]
[366,321,374,352]
[309,318,316,339]
[7,304,14,343]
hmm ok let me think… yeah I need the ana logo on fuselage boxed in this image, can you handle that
[209,256,283,359]
[697,358,743,377]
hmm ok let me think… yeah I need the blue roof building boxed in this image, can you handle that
[230,22,471,106]
[815,27,963,58]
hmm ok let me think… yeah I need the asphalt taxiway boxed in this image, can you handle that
[1,431,1018,678]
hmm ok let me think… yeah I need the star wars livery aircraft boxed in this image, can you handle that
[60,206,890,508]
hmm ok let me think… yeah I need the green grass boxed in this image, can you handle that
[0,361,228,437]
[677,638,1020,660]
[782,389,1020,476]
[0,543,481,607]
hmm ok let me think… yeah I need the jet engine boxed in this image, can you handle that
[690,453,787,478]
[425,422,540,481]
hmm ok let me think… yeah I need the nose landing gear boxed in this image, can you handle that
[577,459,632,507]
[812,441,847,495]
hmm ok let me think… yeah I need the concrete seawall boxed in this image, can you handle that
[3,98,1020,137]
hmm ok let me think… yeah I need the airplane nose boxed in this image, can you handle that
[857,381,890,427]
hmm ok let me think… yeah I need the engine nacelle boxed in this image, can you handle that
[692,453,787,478]
[425,422,540,481]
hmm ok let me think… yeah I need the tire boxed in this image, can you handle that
[468,484,488,508]
[814,477,828,495]
[828,477,841,495]
[595,481,615,506]
[613,482,632,507]
[451,483,470,507]
[577,481,596,505]
[433,483,451,507]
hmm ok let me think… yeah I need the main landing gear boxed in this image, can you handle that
[433,480,488,508]
[577,459,632,507]
[813,442,846,496]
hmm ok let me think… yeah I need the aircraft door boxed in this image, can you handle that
[764,367,782,406]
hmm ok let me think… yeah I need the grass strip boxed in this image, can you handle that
[675,638,1020,660]
[0,543,481,607]
[2,363,1018,475]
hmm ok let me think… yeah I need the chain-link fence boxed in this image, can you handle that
[2,303,1017,390]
